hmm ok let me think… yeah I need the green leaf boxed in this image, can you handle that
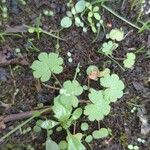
[61,17,72,28]
[31,52,63,82]
[123,52,136,68]
[100,41,118,56]
[91,25,97,33]
[85,135,93,143]
[94,13,101,20]
[100,74,125,103]
[109,28,124,41]
[93,6,99,12]
[75,0,86,13]
[88,12,93,18]
[71,108,82,120]
[92,128,109,139]
[67,131,86,150]
[81,123,89,131]
[52,96,72,122]
[41,120,59,130]
[86,65,99,75]
[84,89,110,121]
[59,140,68,150]
[46,139,60,150]
[59,80,83,107]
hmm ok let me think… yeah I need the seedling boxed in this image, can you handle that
[85,2,104,33]
[61,0,86,29]
[123,52,136,68]
[99,41,119,56]
[107,28,124,41]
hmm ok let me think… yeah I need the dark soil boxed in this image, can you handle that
[0,0,150,150]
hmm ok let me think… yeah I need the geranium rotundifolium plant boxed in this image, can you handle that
[100,74,125,103]
[107,28,124,41]
[84,89,111,121]
[59,80,83,107]
[100,40,119,56]
[31,52,63,82]
[123,52,136,68]
[30,54,125,149]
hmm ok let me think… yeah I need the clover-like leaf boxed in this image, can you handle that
[52,96,72,122]
[109,28,124,41]
[100,74,125,103]
[100,41,118,56]
[84,89,110,121]
[31,52,63,82]
[123,52,136,68]
[67,131,86,150]
[59,80,83,107]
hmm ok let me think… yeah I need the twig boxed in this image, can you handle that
[42,83,60,90]
[0,108,51,143]
[0,108,50,123]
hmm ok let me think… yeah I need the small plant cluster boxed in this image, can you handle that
[98,28,136,69]
[60,0,104,33]
[31,52,125,150]
[0,0,8,18]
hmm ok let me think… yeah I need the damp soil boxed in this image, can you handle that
[0,0,150,150]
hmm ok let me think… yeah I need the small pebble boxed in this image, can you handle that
[67,52,72,57]
[68,57,73,63]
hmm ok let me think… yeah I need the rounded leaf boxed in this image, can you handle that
[92,128,109,139]
[75,0,86,13]
[61,17,72,28]
[85,135,93,143]
[81,122,89,131]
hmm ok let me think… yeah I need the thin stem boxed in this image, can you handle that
[126,102,143,107]
[101,4,140,30]
[42,83,60,90]
[52,73,63,88]
[73,121,76,134]
[0,108,51,143]
[106,55,125,71]
[73,63,80,80]
[41,29,66,41]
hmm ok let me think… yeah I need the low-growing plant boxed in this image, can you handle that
[61,0,86,29]
[30,52,125,150]
[85,2,104,33]
[123,52,136,68]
